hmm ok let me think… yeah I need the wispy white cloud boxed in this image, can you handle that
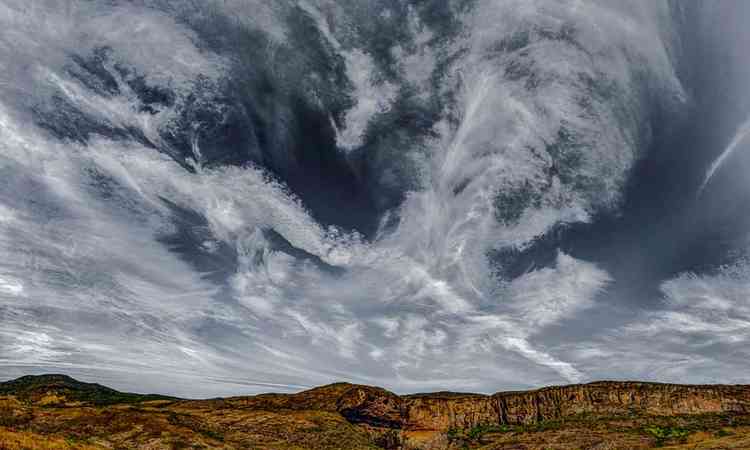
[2,0,737,399]
[554,260,750,385]
[507,252,612,329]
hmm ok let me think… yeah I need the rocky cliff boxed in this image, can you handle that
[2,375,750,449]
[494,382,750,425]
[331,381,750,432]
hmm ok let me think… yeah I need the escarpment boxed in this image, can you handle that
[401,393,499,431]
[312,381,750,432]
[3,375,750,449]
[492,382,750,426]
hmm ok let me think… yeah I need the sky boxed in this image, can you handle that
[1,0,750,398]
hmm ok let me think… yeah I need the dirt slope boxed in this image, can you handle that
[1,375,749,449]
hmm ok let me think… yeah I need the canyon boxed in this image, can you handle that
[1,375,750,449]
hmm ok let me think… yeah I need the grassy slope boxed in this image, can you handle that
[1,375,749,449]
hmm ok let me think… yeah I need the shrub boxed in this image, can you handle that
[644,425,690,445]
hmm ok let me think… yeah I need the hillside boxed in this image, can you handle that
[1,375,749,449]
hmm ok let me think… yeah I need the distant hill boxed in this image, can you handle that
[0,374,175,406]
[0,375,749,449]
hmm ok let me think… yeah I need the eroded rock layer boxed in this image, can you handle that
[323,381,750,431]
[2,375,750,449]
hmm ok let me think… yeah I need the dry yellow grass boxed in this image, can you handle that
[37,394,65,407]
[0,428,102,450]
[659,427,750,449]
[2,403,750,449]
[2,375,750,449]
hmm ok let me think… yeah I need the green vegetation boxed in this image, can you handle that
[715,428,733,437]
[643,425,690,446]
[446,422,515,446]
[0,374,176,406]
[3,375,750,449]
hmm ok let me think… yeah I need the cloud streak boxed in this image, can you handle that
[0,0,748,398]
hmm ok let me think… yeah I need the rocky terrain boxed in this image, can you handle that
[1,375,750,449]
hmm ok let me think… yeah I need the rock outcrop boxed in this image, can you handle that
[402,393,498,431]
[3,375,750,449]
[290,380,750,432]
[492,382,750,426]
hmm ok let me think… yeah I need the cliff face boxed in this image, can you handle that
[401,394,498,431]
[3,375,750,449]
[331,381,750,431]
[492,382,750,426]
[337,385,404,428]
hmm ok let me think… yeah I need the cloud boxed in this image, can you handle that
[506,252,612,329]
[642,264,750,345]
[3,0,743,399]
[501,337,584,383]
[552,260,750,385]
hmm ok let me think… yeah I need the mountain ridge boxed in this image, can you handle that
[1,374,750,448]
[4,374,750,399]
